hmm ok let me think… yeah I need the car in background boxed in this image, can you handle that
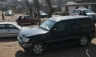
[0,22,29,37]
[52,12,62,17]
[5,10,14,16]
[35,11,48,18]
[71,8,96,21]
[16,15,38,25]
[40,11,48,18]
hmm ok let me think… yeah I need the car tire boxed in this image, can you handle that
[78,35,89,46]
[31,42,46,55]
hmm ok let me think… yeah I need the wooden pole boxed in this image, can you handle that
[36,0,40,26]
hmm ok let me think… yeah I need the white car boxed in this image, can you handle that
[36,11,48,18]
[0,22,29,37]
[71,8,96,18]
[52,12,62,17]
[5,10,14,16]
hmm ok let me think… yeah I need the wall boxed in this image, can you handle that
[68,6,75,14]
[62,7,65,13]
[62,5,92,15]
[79,6,84,8]
[88,6,91,10]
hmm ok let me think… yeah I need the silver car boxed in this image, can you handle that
[0,22,29,37]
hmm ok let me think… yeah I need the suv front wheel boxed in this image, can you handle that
[31,42,46,55]
[78,35,89,46]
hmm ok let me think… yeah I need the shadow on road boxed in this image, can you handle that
[15,43,96,57]
[15,50,32,57]
[0,37,17,42]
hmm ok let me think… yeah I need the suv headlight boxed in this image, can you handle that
[22,37,29,42]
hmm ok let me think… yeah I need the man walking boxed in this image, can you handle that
[1,12,5,21]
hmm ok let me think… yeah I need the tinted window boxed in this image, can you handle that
[0,24,5,29]
[54,21,66,31]
[79,18,92,28]
[68,18,92,29]
[72,19,91,29]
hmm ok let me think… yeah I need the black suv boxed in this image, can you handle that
[17,15,95,55]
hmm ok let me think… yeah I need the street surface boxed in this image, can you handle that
[0,14,96,57]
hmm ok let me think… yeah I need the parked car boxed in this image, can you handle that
[71,8,96,21]
[0,22,29,37]
[17,15,95,55]
[16,15,38,25]
[5,10,14,16]
[52,12,62,17]
[35,11,48,18]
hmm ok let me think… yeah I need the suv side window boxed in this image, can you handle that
[67,18,92,29]
[79,18,92,28]
[66,20,79,29]
[54,21,66,31]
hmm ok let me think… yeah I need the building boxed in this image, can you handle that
[62,1,96,14]
[75,0,96,3]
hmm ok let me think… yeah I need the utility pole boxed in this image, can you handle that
[36,0,40,26]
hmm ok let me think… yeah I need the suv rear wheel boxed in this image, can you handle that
[31,42,46,55]
[78,35,89,46]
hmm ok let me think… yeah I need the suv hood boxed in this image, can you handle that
[19,27,48,37]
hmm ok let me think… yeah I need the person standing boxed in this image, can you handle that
[79,11,83,15]
[83,11,87,16]
[1,12,5,21]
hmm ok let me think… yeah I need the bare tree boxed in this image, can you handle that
[25,1,33,17]
[46,0,54,17]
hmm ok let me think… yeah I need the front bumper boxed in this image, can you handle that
[17,36,32,49]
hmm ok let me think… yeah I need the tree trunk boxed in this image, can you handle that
[46,0,54,17]
[25,1,33,17]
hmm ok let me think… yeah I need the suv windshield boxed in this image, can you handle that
[40,19,56,31]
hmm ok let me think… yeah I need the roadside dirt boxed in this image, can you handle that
[0,38,96,57]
